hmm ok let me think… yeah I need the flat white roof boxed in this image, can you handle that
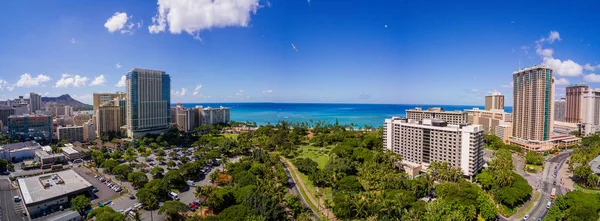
[18,170,92,205]
[61,146,79,155]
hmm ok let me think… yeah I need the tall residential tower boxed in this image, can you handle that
[126,69,171,138]
[29,93,42,113]
[511,66,554,148]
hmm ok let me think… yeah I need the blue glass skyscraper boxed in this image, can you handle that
[126,68,171,138]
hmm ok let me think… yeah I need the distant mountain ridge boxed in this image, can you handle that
[41,94,92,111]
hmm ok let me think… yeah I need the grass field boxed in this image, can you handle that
[573,183,600,194]
[296,145,333,169]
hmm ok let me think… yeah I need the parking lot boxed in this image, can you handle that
[72,167,120,205]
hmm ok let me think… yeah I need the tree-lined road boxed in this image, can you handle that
[528,151,571,220]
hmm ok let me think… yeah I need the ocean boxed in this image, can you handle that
[177,103,513,127]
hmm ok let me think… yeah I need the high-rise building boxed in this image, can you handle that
[581,89,600,135]
[82,120,95,141]
[126,68,170,138]
[97,99,125,137]
[406,107,468,125]
[57,126,85,142]
[199,106,231,125]
[554,98,566,122]
[465,108,511,134]
[8,115,53,142]
[45,103,73,117]
[93,92,126,117]
[383,117,484,177]
[485,92,505,111]
[29,93,42,113]
[512,65,554,142]
[74,112,92,126]
[565,84,588,123]
[0,106,15,130]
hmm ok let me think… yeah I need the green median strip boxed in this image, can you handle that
[282,158,323,219]
[515,191,540,219]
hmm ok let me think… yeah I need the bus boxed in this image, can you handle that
[550,188,556,199]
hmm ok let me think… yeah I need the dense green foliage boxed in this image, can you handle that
[569,135,600,188]
[476,149,531,216]
[86,207,125,221]
[545,191,600,221]
[70,195,91,215]
[525,152,544,165]
[483,134,522,153]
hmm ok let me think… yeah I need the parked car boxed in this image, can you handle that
[186,180,196,186]
[13,196,20,202]
[94,175,100,179]
[129,194,135,199]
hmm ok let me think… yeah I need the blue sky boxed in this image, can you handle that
[1,0,600,106]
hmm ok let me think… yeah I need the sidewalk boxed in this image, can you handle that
[557,156,574,190]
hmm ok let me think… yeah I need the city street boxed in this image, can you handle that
[0,178,28,221]
[527,151,571,220]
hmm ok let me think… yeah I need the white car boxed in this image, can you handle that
[523,214,529,220]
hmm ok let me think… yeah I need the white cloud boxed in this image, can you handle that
[104,12,130,33]
[536,48,553,57]
[104,12,140,34]
[115,63,121,69]
[542,57,583,77]
[501,82,514,88]
[471,88,478,93]
[584,73,600,83]
[0,80,14,91]
[193,84,203,96]
[116,75,126,87]
[148,0,262,39]
[235,89,245,96]
[171,88,187,96]
[55,74,88,88]
[555,77,569,85]
[263,89,273,94]
[538,31,561,44]
[16,73,52,87]
[71,38,76,44]
[307,0,311,5]
[90,75,107,86]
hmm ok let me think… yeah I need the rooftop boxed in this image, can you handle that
[0,141,41,152]
[61,146,79,155]
[18,170,92,205]
[35,150,64,159]
[590,155,600,175]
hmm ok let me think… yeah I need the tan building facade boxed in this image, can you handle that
[495,123,513,143]
[406,107,468,125]
[485,92,504,111]
[512,65,554,141]
[383,117,484,176]
[565,85,588,123]
[466,108,511,134]
[93,92,126,118]
[96,104,124,137]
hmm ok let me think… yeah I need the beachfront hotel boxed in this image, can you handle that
[405,107,468,125]
[126,68,171,138]
[383,117,484,177]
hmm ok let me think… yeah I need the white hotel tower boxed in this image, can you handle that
[126,68,171,138]
[383,117,484,177]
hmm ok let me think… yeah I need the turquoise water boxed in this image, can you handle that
[177,103,513,127]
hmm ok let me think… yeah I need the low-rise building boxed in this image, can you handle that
[17,170,93,217]
[0,141,42,162]
[61,144,80,161]
[509,135,581,152]
[465,108,511,134]
[34,150,66,168]
[57,126,85,142]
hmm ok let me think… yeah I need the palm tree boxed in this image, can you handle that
[143,197,158,221]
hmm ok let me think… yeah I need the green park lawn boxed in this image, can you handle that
[296,145,332,169]
[573,183,600,194]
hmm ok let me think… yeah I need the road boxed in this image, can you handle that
[0,179,28,221]
[527,151,571,220]
[281,164,320,220]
